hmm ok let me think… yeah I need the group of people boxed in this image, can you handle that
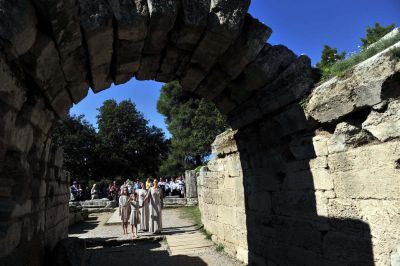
[159,177,186,197]
[118,179,163,239]
[69,176,186,239]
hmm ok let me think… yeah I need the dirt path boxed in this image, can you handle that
[69,208,243,266]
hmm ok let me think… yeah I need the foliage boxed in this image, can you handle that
[316,45,346,73]
[51,99,168,182]
[96,99,168,178]
[157,81,228,176]
[320,29,400,80]
[51,114,98,181]
[389,46,400,60]
[180,206,202,226]
[180,206,212,240]
[215,244,225,252]
[361,22,396,49]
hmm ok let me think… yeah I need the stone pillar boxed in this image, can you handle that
[185,170,198,205]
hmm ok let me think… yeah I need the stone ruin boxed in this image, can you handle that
[0,0,398,265]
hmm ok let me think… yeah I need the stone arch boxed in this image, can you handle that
[3,0,378,265]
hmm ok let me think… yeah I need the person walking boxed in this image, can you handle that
[119,187,131,235]
[137,183,149,231]
[145,179,163,234]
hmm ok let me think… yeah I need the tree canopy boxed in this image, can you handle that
[157,81,228,176]
[316,45,346,71]
[51,114,98,181]
[51,99,168,182]
[361,22,396,48]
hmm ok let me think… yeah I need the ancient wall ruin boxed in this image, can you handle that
[0,144,70,265]
[0,0,399,264]
[199,41,400,266]
[197,130,248,262]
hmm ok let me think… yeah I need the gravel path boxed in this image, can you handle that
[69,208,243,266]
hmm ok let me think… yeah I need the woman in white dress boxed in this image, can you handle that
[137,183,149,231]
[145,179,163,234]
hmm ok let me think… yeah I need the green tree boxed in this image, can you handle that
[96,99,168,178]
[157,81,228,176]
[361,22,396,48]
[51,114,98,181]
[316,45,346,71]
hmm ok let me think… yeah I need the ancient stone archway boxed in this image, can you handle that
[1,0,399,265]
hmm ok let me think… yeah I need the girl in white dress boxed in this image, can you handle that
[137,183,149,231]
[145,179,163,234]
[129,192,142,239]
[119,187,130,235]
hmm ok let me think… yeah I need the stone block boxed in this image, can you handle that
[0,221,22,258]
[136,54,161,80]
[247,191,271,214]
[20,96,55,135]
[170,0,210,51]
[34,0,89,103]
[271,190,318,218]
[362,99,400,142]
[218,15,272,79]
[306,42,400,123]
[20,34,67,101]
[50,89,73,118]
[190,0,250,71]
[0,55,27,110]
[312,134,330,157]
[256,56,314,116]
[80,0,114,92]
[0,0,37,56]
[323,231,373,265]
[142,0,177,54]
[230,44,295,102]
[156,46,188,82]
[109,0,149,84]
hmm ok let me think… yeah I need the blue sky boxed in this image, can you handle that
[71,0,400,138]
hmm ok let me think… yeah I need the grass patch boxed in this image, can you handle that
[215,244,225,252]
[180,206,213,240]
[389,46,400,60]
[200,228,212,240]
[322,32,400,80]
[180,206,202,225]
[299,94,311,110]
[194,165,204,173]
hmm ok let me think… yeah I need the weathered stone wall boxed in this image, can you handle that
[198,41,400,265]
[0,144,70,265]
[198,130,248,263]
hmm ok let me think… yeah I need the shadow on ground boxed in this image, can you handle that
[87,240,207,266]
[69,216,101,235]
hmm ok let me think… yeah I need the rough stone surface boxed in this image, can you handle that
[0,0,37,56]
[185,170,198,199]
[198,130,248,264]
[109,0,149,84]
[362,99,400,141]
[181,0,250,90]
[33,0,89,103]
[306,41,400,123]
[136,0,177,79]
[80,0,114,92]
